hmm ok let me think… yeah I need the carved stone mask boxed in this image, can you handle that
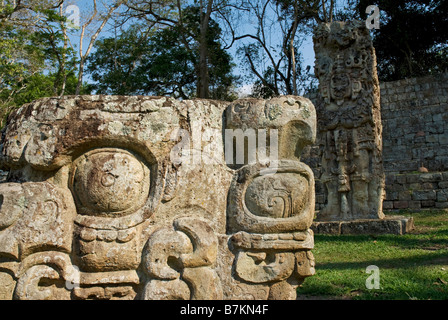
[0,95,317,300]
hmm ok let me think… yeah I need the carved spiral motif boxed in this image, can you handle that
[227,161,315,234]
[244,173,309,219]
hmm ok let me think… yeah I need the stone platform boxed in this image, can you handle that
[311,215,414,235]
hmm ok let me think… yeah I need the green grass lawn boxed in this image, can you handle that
[297,210,448,300]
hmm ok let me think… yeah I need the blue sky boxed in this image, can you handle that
[64,0,318,95]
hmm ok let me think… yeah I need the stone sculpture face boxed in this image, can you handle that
[313,21,385,222]
[0,95,316,300]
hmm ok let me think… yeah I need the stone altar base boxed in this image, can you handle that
[0,95,318,300]
[311,215,414,235]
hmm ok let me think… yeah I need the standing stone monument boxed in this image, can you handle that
[0,95,316,300]
[311,20,413,235]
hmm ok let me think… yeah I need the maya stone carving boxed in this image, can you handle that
[0,95,316,300]
[313,21,385,221]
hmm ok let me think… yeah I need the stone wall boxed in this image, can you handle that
[380,73,448,173]
[303,72,448,211]
[383,172,448,210]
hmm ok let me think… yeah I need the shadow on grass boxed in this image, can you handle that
[315,229,448,249]
[304,212,448,300]
[314,229,448,270]
[315,249,448,271]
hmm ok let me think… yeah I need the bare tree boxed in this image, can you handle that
[57,3,69,96]
[233,0,338,98]
[75,0,126,94]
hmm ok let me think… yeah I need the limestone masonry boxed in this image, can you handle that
[0,95,316,300]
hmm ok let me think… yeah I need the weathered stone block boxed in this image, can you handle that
[382,201,394,210]
[439,134,448,145]
[0,95,317,300]
[393,201,409,209]
[412,190,437,201]
[409,183,422,190]
[422,182,437,190]
[398,190,412,201]
[385,191,399,201]
[421,200,436,208]
[433,113,444,122]
[385,174,396,185]
[439,181,448,189]
[340,220,402,235]
[408,201,422,209]
[419,173,443,183]
[435,202,448,209]
[437,189,448,202]
[310,221,341,235]
[311,216,413,235]
[406,174,420,184]
[337,216,413,235]
[425,135,438,143]
[396,175,407,184]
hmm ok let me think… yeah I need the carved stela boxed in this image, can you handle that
[0,95,316,300]
[313,21,386,221]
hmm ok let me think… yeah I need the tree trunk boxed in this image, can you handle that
[291,1,299,96]
[291,37,297,96]
[59,4,67,96]
[197,31,209,99]
[76,58,86,95]
[75,0,123,95]
[197,0,213,99]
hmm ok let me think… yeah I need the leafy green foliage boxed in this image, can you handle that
[87,6,239,101]
[2,72,85,107]
[2,0,447,125]
[0,5,86,127]
[1,23,44,126]
[0,25,45,90]
[358,0,448,81]
[87,26,155,96]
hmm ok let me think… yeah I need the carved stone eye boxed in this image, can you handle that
[70,149,151,217]
[234,103,248,113]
